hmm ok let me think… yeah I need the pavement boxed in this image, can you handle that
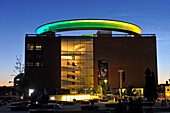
[0,102,169,113]
[0,104,27,113]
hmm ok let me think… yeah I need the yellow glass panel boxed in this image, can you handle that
[61,37,94,92]
[86,44,93,51]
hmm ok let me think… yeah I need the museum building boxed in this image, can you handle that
[25,19,158,94]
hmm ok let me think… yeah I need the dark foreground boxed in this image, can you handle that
[0,101,170,113]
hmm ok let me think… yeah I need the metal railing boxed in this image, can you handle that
[25,34,61,37]
[25,34,156,38]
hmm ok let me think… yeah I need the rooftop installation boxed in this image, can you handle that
[35,19,142,35]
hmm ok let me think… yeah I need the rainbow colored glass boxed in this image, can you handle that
[36,19,141,34]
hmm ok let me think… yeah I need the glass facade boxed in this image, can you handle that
[61,37,94,93]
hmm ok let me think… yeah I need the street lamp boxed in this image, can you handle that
[118,70,124,100]
[104,79,108,84]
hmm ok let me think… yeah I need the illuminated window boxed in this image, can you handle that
[35,62,40,66]
[27,44,34,50]
[26,62,33,66]
[36,43,42,50]
[35,62,43,67]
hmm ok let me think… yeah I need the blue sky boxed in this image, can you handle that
[0,0,170,86]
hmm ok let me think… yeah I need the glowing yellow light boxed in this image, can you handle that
[166,94,170,96]
[20,96,24,100]
[27,44,34,50]
[50,96,55,100]
[165,86,170,98]
[104,79,107,84]
[131,35,134,37]
[61,56,72,59]
[49,94,99,101]
[62,96,66,101]
[36,46,41,48]
[36,46,42,50]
[62,94,91,101]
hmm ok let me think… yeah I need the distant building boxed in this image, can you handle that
[25,19,158,94]
[0,86,13,96]
[14,73,24,90]
[165,86,170,99]
[158,82,170,99]
[0,86,20,101]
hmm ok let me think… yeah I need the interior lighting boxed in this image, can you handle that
[36,46,42,50]
[166,93,170,96]
[49,95,99,101]
[50,96,55,100]
[61,56,72,59]
[62,95,91,101]
[20,96,24,100]
[29,89,34,96]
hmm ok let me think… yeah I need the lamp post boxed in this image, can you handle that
[118,70,124,100]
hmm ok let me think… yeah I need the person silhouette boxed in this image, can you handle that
[127,97,135,113]
[115,99,127,113]
[135,98,143,113]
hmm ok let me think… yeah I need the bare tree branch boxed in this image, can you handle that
[14,55,25,75]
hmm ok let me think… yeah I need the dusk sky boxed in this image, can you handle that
[0,0,170,86]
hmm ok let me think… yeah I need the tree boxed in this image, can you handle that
[13,55,29,100]
[144,68,151,100]
[144,68,157,101]
[124,82,135,96]
[97,80,110,98]
[150,72,158,99]
[112,88,120,95]
[13,55,25,74]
